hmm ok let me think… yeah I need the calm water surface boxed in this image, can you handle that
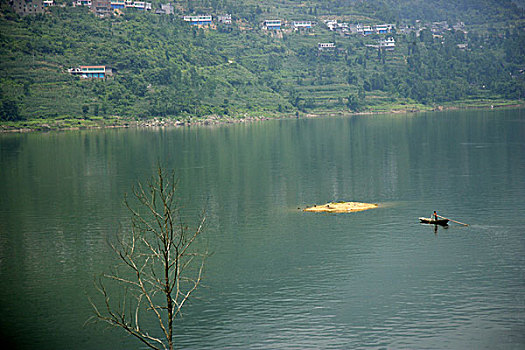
[1,109,524,349]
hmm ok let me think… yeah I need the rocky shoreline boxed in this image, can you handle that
[1,102,523,133]
[0,115,280,133]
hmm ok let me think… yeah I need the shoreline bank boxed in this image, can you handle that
[1,101,523,133]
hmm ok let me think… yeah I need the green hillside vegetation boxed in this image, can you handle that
[0,0,524,127]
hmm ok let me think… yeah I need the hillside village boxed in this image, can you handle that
[9,0,467,40]
[10,0,473,81]
[1,0,523,124]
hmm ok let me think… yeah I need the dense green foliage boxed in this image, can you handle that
[358,0,525,23]
[0,0,524,121]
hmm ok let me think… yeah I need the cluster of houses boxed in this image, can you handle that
[322,19,397,51]
[318,36,395,53]
[324,20,395,35]
[366,37,396,51]
[175,16,318,31]
[428,20,466,34]
[74,0,152,10]
[107,0,152,11]
[7,0,467,43]
[182,14,232,25]
[8,0,154,16]
[76,0,180,15]
[261,20,317,31]
[397,20,466,36]
[179,17,315,30]
[172,14,464,45]
[10,0,471,76]
[396,20,468,49]
[74,0,152,16]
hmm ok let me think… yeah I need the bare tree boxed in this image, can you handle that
[90,166,208,350]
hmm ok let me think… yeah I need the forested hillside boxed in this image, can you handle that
[0,0,524,124]
[357,0,524,23]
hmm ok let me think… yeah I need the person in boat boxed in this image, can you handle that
[433,211,438,221]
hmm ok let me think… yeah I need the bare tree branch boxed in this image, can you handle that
[90,166,208,350]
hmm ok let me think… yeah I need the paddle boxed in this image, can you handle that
[437,215,469,226]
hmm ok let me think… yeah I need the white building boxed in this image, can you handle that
[325,19,348,33]
[318,42,336,51]
[131,1,151,10]
[379,37,395,50]
[325,20,337,30]
[263,20,281,30]
[110,0,151,10]
[375,24,394,34]
[68,66,107,79]
[217,14,232,24]
[75,0,91,6]
[183,15,213,25]
[292,21,313,30]
[353,23,395,35]
[362,25,373,35]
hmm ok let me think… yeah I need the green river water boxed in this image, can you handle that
[1,108,524,349]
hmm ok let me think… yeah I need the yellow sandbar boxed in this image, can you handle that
[303,201,378,213]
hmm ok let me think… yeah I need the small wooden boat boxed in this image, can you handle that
[419,217,449,226]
